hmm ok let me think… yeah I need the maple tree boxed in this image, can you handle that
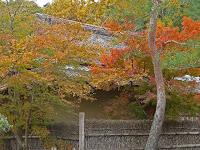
[91,16,200,115]
[90,0,200,149]
[0,1,102,149]
[0,0,199,149]
[0,1,56,147]
[0,26,98,149]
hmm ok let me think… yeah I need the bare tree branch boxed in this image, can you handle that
[163,40,186,46]
[5,0,24,36]
[0,72,9,84]
[167,65,200,70]
[161,40,200,53]
[161,40,186,53]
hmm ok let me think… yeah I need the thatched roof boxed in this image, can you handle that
[36,13,110,36]
[36,13,125,49]
[174,75,200,94]
[35,13,125,78]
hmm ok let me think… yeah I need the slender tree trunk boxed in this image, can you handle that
[12,87,24,150]
[145,1,166,150]
[25,109,31,150]
[13,127,24,150]
[145,57,166,150]
[25,90,34,150]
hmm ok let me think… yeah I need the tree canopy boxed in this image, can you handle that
[0,0,200,149]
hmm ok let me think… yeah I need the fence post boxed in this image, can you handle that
[79,112,85,150]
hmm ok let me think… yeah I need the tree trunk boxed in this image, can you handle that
[13,127,24,150]
[25,90,34,150]
[25,109,31,150]
[145,1,166,150]
[145,57,166,150]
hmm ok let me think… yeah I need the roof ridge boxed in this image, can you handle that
[36,13,111,37]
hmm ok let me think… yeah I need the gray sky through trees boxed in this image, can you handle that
[35,0,52,7]
[2,0,52,7]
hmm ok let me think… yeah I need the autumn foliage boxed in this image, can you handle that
[90,16,200,119]
[0,0,200,149]
[0,4,101,148]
